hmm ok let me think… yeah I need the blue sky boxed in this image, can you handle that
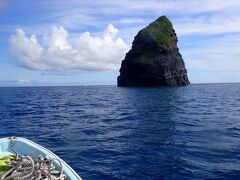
[1,0,240,86]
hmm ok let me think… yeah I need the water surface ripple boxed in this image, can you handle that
[0,84,240,179]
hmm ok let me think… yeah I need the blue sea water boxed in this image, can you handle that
[0,84,240,179]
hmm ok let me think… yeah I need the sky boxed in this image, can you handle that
[1,0,240,86]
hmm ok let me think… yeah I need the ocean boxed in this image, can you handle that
[0,84,239,179]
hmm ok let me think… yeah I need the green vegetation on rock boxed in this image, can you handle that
[134,51,156,64]
[133,16,174,64]
[144,16,173,45]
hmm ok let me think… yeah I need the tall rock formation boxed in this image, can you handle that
[117,16,190,87]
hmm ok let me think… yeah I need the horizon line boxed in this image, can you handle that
[0,82,240,88]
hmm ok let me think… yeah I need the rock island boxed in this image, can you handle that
[117,16,190,87]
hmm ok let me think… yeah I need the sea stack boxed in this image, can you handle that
[117,16,190,87]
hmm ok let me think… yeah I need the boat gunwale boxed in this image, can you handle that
[0,137,82,180]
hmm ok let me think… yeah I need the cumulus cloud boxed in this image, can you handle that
[10,25,129,72]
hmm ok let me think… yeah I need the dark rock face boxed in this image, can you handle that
[117,16,190,87]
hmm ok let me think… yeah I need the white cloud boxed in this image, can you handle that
[10,24,129,72]
[48,0,240,15]
[4,1,240,37]
[18,78,29,85]
[6,0,240,36]
[174,15,240,36]
[183,34,240,71]
[118,18,145,24]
